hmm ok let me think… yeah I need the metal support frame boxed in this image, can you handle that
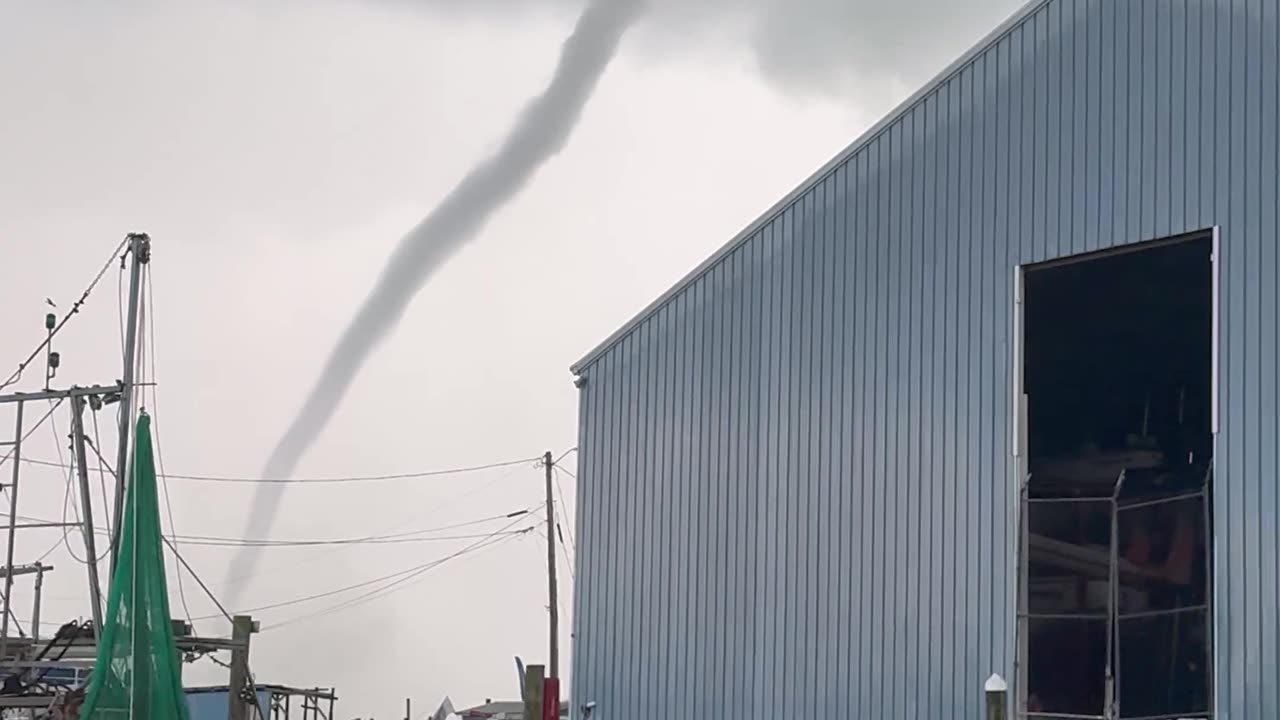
[1105,471,1125,720]
[184,685,336,720]
[0,233,146,662]
[0,385,124,404]
[2,400,26,661]
[0,384,125,661]
[71,395,105,632]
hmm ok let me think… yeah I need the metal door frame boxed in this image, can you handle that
[1009,227,1220,718]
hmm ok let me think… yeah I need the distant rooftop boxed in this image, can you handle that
[458,699,568,719]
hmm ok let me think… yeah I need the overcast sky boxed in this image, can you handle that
[0,0,1019,715]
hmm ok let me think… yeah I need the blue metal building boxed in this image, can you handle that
[570,0,1279,717]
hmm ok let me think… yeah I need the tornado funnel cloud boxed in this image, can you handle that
[225,0,643,600]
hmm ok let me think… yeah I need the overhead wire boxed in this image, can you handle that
[219,459,541,588]
[193,508,541,626]
[170,508,535,548]
[266,530,528,632]
[7,505,536,624]
[178,530,532,549]
[550,455,578,586]
[0,398,66,473]
[553,447,578,466]
[261,513,539,631]
[556,522,575,583]
[161,535,234,624]
[17,455,540,485]
[526,516,571,615]
[5,507,537,551]
[0,235,131,393]
[552,466,577,555]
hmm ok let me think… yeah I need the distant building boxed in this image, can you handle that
[457,699,569,719]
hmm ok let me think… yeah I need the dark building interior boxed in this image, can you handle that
[1021,235,1214,719]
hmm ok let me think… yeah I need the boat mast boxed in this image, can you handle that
[110,232,150,570]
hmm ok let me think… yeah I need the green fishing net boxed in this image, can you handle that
[80,413,190,719]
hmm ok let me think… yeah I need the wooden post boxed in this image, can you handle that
[523,664,545,720]
[227,615,257,720]
[985,673,1008,720]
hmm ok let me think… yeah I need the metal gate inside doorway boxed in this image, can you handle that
[1017,464,1214,720]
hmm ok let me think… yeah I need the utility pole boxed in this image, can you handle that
[543,451,559,679]
[70,395,105,631]
[227,614,258,720]
[112,232,150,570]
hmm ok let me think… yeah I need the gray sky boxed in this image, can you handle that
[0,0,1018,715]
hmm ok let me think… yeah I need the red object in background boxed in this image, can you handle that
[543,678,561,720]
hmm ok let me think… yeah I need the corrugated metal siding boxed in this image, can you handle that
[571,1,1280,717]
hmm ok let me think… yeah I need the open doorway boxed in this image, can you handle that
[1018,234,1215,719]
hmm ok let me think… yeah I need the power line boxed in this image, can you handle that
[266,531,526,632]
[199,509,541,625]
[162,535,235,627]
[552,467,577,554]
[169,509,534,547]
[262,517,537,631]
[4,507,535,549]
[17,455,540,484]
[0,236,131,392]
[220,460,541,590]
[161,535,269,719]
[178,530,532,549]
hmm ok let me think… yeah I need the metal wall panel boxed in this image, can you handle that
[571,1,1280,717]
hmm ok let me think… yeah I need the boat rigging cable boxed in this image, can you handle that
[0,236,130,393]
